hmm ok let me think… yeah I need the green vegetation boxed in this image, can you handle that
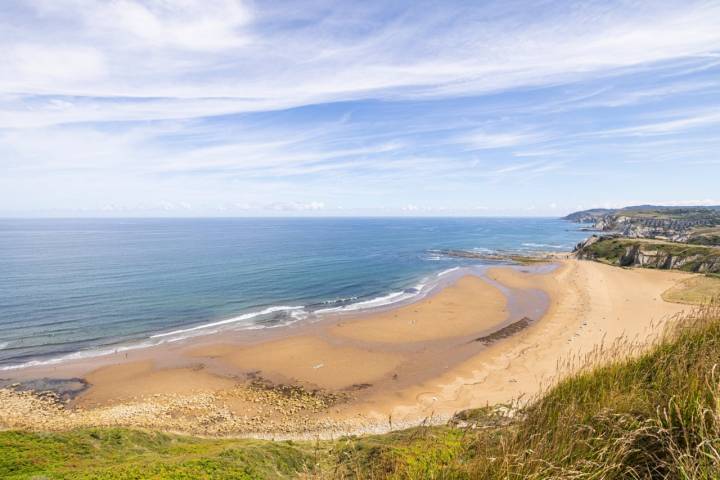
[690,235,720,246]
[663,275,720,305]
[0,429,313,479]
[435,249,553,265]
[4,305,720,478]
[321,306,720,479]
[565,205,720,224]
[577,236,720,273]
[579,236,631,264]
[510,255,553,265]
[688,228,720,246]
[618,206,720,222]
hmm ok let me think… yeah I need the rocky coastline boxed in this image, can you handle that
[565,205,720,274]
[565,205,720,245]
[433,249,555,264]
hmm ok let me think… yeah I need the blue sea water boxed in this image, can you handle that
[0,217,588,369]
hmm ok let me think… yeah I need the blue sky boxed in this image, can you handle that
[1,0,719,217]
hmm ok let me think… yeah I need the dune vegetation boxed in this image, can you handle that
[3,304,720,479]
[663,275,720,305]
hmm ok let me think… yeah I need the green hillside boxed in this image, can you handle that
[564,205,720,224]
[574,236,720,273]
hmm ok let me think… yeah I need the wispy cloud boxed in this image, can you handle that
[460,131,547,150]
[1,0,719,216]
[589,109,720,137]
[2,1,720,127]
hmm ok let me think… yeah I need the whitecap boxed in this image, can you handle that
[0,340,158,371]
[150,305,306,339]
[438,267,460,276]
[315,288,422,314]
[521,242,565,249]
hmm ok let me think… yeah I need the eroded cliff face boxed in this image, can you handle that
[583,215,708,242]
[574,236,720,274]
[609,216,708,242]
[573,235,602,255]
[564,206,720,246]
[618,245,719,273]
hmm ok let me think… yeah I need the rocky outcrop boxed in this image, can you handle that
[573,235,603,258]
[564,209,614,224]
[608,217,711,242]
[619,246,719,272]
[430,249,551,264]
[565,206,720,246]
[573,235,720,274]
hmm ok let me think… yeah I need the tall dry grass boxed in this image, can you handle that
[313,304,720,479]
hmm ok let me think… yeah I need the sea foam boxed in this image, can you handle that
[150,305,306,339]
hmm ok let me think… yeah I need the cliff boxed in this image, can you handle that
[574,235,720,273]
[564,205,720,245]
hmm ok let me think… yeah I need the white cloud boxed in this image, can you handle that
[487,160,565,177]
[461,131,545,150]
[98,0,251,51]
[1,1,719,216]
[563,80,720,109]
[267,201,326,212]
[513,149,564,157]
[27,0,251,51]
[592,110,720,137]
[2,1,720,126]
[2,44,106,90]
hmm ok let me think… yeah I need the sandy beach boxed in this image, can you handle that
[0,259,693,437]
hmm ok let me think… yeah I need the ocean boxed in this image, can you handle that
[0,217,587,369]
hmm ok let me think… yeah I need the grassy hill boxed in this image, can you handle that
[574,236,720,274]
[3,305,720,479]
[564,205,720,224]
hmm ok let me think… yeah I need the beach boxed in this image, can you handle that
[0,259,692,438]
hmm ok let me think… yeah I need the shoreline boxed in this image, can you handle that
[1,260,547,378]
[0,250,562,374]
[0,263,499,373]
[0,257,694,438]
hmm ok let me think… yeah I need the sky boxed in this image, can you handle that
[1,0,719,217]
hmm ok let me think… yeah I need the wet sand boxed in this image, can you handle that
[186,337,407,391]
[79,361,238,407]
[328,276,508,343]
[0,260,693,438]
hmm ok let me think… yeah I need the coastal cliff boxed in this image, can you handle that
[574,235,720,273]
[565,205,720,245]
[567,205,720,274]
